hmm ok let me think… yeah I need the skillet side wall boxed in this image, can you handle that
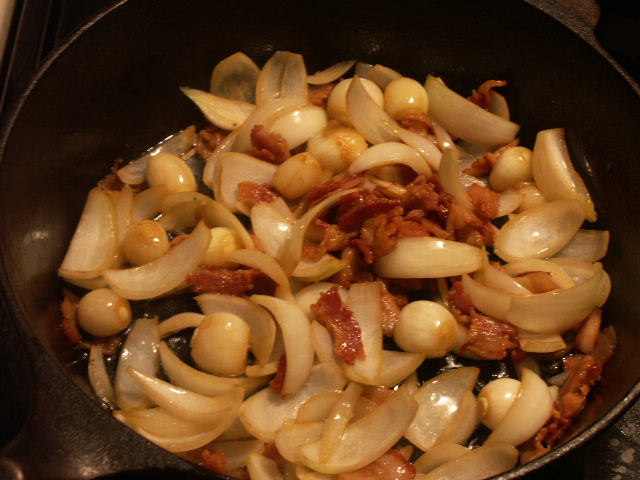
[0,0,638,476]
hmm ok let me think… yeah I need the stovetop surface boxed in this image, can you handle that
[0,1,639,479]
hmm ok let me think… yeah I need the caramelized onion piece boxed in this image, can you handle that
[256,51,308,106]
[104,221,210,300]
[88,345,116,408]
[346,75,400,144]
[348,142,432,178]
[308,60,356,85]
[420,442,519,480]
[181,87,255,131]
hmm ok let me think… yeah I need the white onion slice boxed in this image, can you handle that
[414,444,471,474]
[117,126,196,185]
[196,196,254,249]
[420,442,519,480]
[497,188,524,217]
[59,187,117,279]
[210,52,260,103]
[159,342,266,397]
[118,407,214,439]
[425,75,520,149]
[346,75,400,144]
[298,387,418,474]
[266,104,328,150]
[394,127,443,171]
[366,64,403,90]
[251,200,293,260]
[373,237,485,278]
[181,87,255,131]
[276,420,325,463]
[493,199,587,262]
[112,184,134,248]
[196,293,276,367]
[104,220,210,300]
[438,147,475,210]
[212,439,265,470]
[292,255,349,283]
[128,367,244,426]
[239,362,346,442]
[506,262,606,333]
[489,90,510,120]
[485,368,553,446]
[114,317,160,410]
[553,229,609,262]
[405,367,479,451]
[203,129,238,189]
[247,453,283,480]
[435,390,478,446]
[517,328,567,353]
[531,128,596,222]
[307,60,356,85]
[256,51,308,106]
[341,349,425,388]
[88,345,116,408]
[296,392,343,423]
[133,185,168,223]
[461,274,524,321]
[319,382,363,462]
[348,142,432,177]
[157,199,200,231]
[130,424,231,453]
[250,295,313,395]
[280,188,358,276]
[213,152,277,214]
[477,263,532,295]
[502,258,575,290]
[157,312,204,337]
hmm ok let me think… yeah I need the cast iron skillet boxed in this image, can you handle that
[0,0,639,478]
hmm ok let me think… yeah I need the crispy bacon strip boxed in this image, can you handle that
[309,83,335,107]
[307,173,367,207]
[468,79,508,110]
[186,266,261,295]
[459,308,518,360]
[237,181,279,208]
[337,189,403,233]
[269,353,287,394]
[377,280,405,337]
[196,124,228,158]
[250,125,290,164]
[310,286,365,365]
[337,449,416,480]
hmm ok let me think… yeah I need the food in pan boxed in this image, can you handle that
[58,51,615,480]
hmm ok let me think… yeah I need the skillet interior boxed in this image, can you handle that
[0,0,639,478]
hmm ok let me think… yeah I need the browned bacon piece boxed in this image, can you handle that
[337,449,416,480]
[310,286,365,365]
[464,139,519,177]
[337,189,403,233]
[269,353,287,394]
[467,183,501,220]
[399,113,433,137]
[377,280,405,337]
[186,266,261,295]
[237,181,278,208]
[307,173,367,207]
[309,83,335,107]
[468,79,508,110]
[250,125,290,164]
[459,309,518,360]
[196,124,228,158]
[201,447,228,474]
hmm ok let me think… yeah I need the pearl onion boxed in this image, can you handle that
[146,152,196,194]
[477,377,521,430]
[393,300,457,358]
[489,146,534,192]
[272,152,323,199]
[307,124,369,174]
[384,77,429,120]
[203,227,243,267]
[327,78,384,126]
[77,288,132,337]
[122,220,170,266]
[190,312,249,377]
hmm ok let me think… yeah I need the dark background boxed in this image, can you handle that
[0,0,639,479]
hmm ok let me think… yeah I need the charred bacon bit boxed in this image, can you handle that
[399,113,433,137]
[337,449,416,480]
[310,286,365,365]
[307,173,367,207]
[237,181,279,209]
[337,189,403,233]
[464,139,519,177]
[196,124,228,159]
[354,211,403,264]
[309,83,335,107]
[61,288,83,345]
[303,218,355,262]
[201,447,228,474]
[269,353,287,394]
[459,308,518,360]
[186,266,261,295]
[330,247,376,288]
[250,125,290,164]
[448,281,473,321]
[468,79,508,110]
[377,280,405,337]
[520,326,616,463]
[467,183,501,220]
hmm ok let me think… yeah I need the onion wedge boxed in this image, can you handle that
[531,128,596,222]
[250,295,314,396]
[157,312,204,337]
[116,126,196,185]
[276,420,325,463]
[196,293,276,367]
[88,345,116,408]
[553,229,609,262]
[394,127,443,171]
[128,367,244,426]
[493,199,587,262]
[298,387,418,474]
[159,342,267,397]
[340,349,425,388]
[308,60,356,85]
[181,87,255,131]
[247,453,283,480]
[133,185,168,223]
[461,273,525,321]
[266,104,328,150]
[211,439,265,470]
[292,255,349,283]
[251,201,293,260]
[517,328,567,353]
[104,220,210,300]
[348,142,432,178]
[196,196,254,249]
[210,52,260,103]
[256,51,308,106]
[318,382,363,462]
[59,187,117,279]
[414,444,471,474]
[485,368,553,446]
[425,75,519,149]
[405,367,479,451]
[239,362,346,443]
[419,442,519,480]
[438,147,475,210]
[346,75,399,144]
[373,237,485,278]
